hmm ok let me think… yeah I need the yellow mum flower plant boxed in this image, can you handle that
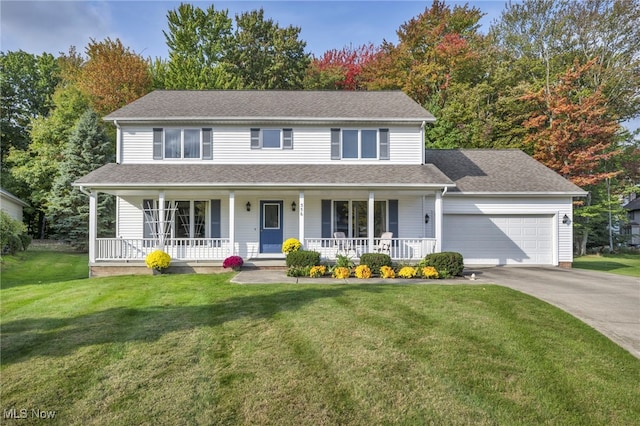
[282,238,302,254]
[380,265,396,279]
[354,264,372,279]
[145,250,171,272]
[309,265,326,278]
[332,266,351,279]
[421,266,439,279]
[398,266,417,279]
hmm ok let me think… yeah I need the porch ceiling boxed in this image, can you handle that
[74,163,455,191]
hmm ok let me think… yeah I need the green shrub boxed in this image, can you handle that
[0,211,30,255]
[420,252,464,277]
[286,250,320,268]
[359,253,392,275]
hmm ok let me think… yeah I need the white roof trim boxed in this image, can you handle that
[445,191,588,197]
[0,188,29,207]
[104,116,436,124]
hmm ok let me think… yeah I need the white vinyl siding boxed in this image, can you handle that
[0,196,25,221]
[117,197,145,239]
[120,125,422,164]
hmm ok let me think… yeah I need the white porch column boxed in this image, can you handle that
[298,191,305,244]
[158,191,165,248]
[229,191,235,255]
[88,191,97,263]
[435,190,443,253]
[368,191,375,251]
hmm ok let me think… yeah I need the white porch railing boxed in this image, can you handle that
[95,237,437,262]
[304,238,437,261]
[96,238,230,261]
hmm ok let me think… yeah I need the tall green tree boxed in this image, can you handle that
[47,110,114,249]
[163,3,235,89]
[0,51,59,176]
[228,9,310,89]
[7,84,90,237]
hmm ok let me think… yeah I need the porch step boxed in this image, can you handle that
[244,259,287,270]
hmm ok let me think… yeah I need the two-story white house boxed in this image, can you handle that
[74,90,586,276]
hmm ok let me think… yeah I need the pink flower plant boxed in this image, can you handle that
[223,255,244,271]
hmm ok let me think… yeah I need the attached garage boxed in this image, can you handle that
[443,214,555,265]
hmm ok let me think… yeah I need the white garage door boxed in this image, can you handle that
[443,215,554,265]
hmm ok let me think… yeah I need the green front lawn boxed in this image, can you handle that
[1,250,88,288]
[2,270,638,424]
[573,253,640,277]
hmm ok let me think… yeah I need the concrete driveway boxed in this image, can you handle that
[468,266,640,359]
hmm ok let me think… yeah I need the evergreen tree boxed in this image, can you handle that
[47,110,114,249]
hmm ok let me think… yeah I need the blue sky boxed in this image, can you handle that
[1,1,508,58]
[2,0,637,132]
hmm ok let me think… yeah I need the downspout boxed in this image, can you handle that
[114,120,121,164]
[78,185,90,196]
[420,120,426,165]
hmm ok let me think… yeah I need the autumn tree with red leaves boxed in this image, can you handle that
[363,0,484,106]
[523,59,625,253]
[304,44,378,90]
[522,60,621,187]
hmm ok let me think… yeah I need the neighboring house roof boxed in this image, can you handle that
[74,163,455,190]
[623,197,640,211]
[426,149,587,195]
[0,188,29,207]
[104,90,436,124]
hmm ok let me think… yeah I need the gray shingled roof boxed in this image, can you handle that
[74,163,454,189]
[426,149,587,195]
[624,197,640,211]
[104,90,435,123]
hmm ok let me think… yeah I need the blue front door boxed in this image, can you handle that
[260,201,283,253]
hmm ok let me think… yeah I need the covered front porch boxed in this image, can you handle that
[86,188,448,265]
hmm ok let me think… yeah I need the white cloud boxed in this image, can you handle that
[1,1,113,54]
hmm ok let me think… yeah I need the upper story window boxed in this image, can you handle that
[153,128,212,160]
[331,128,389,160]
[251,128,293,149]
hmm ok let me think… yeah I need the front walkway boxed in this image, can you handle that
[232,267,640,359]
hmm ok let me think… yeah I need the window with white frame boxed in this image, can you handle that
[331,128,389,160]
[250,128,293,149]
[153,128,212,160]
